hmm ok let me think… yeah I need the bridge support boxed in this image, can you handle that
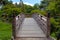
[12,13,16,40]
[47,12,50,38]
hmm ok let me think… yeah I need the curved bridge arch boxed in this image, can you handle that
[11,13,54,40]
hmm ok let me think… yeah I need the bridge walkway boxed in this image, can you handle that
[16,18,47,40]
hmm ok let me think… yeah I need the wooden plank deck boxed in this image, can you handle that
[16,38,47,40]
[16,18,46,40]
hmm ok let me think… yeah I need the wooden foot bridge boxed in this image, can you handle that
[12,13,54,40]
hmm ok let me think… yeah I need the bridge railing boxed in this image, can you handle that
[32,13,55,40]
[15,14,25,33]
[12,13,25,40]
[32,13,47,36]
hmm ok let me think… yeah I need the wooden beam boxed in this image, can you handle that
[12,13,16,40]
[47,12,50,38]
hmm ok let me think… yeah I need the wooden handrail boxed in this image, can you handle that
[12,13,25,40]
[32,13,51,39]
[32,13,47,36]
[15,14,25,33]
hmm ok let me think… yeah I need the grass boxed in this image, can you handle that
[0,21,12,40]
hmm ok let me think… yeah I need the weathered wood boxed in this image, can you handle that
[12,13,25,40]
[47,13,50,37]
[16,37,47,40]
[32,13,54,40]
[15,14,25,33]
[12,13,16,39]
[32,14,47,35]
[16,18,47,40]
[12,13,54,40]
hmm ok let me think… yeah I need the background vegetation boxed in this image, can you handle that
[39,0,60,39]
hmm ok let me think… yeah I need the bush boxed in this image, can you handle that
[50,17,60,38]
[0,10,3,17]
[31,9,46,15]
[1,4,22,22]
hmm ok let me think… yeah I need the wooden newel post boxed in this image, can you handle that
[47,12,50,38]
[12,13,16,40]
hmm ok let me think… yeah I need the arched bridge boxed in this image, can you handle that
[12,13,54,40]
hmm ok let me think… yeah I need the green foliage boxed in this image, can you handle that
[0,21,12,40]
[50,18,59,26]
[33,3,40,10]
[31,10,46,15]
[50,17,60,39]
[24,4,34,13]
[40,0,60,39]
[0,10,3,16]
[50,17,60,38]
[39,10,46,15]
[51,32,56,38]
[0,0,13,5]
[1,4,22,22]
[31,10,40,14]
[2,4,21,14]
[46,1,56,10]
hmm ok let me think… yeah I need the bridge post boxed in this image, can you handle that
[47,12,50,38]
[41,16,42,20]
[12,13,16,40]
